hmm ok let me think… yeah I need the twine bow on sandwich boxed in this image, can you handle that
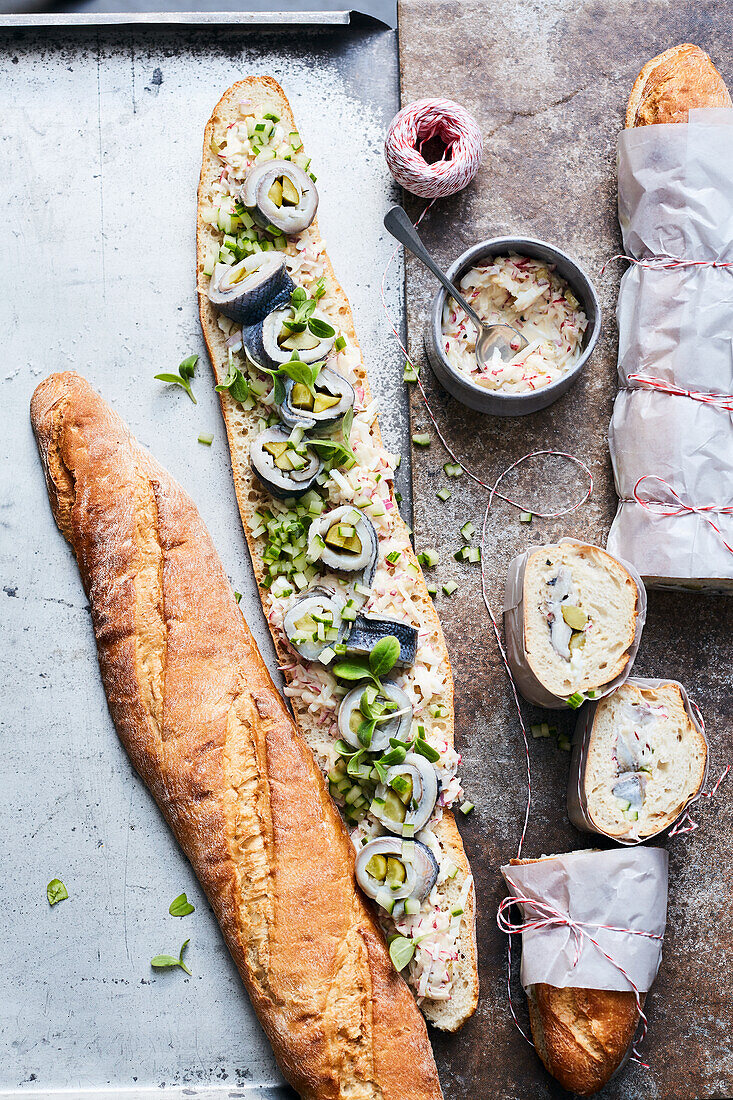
[497,894,663,1065]
[631,475,733,556]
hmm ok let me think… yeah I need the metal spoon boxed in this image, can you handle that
[384,206,528,366]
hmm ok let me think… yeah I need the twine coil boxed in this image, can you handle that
[384,98,484,198]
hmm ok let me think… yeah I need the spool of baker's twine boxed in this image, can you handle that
[384,98,484,198]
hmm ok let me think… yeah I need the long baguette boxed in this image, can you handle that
[196,75,478,1032]
[31,371,444,1100]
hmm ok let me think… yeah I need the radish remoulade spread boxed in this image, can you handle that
[441,253,588,392]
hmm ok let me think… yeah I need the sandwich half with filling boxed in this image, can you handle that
[568,678,708,841]
[504,541,644,709]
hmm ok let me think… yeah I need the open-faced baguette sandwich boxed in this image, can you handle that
[568,678,708,842]
[626,43,731,127]
[503,540,645,709]
[31,371,445,1100]
[503,848,668,1097]
[196,77,478,1029]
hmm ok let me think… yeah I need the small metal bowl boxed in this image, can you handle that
[424,237,601,416]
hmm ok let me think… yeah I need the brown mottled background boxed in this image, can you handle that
[398,2,733,1097]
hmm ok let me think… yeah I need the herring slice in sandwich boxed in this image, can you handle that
[568,678,708,841]
[504,540,645,709]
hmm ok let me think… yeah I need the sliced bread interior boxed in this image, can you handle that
[523,543,639,698]
[582,680,708,839]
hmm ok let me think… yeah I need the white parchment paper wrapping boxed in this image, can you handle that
[608,108,733,588]
[503,539,647,709]
[501,847,668,991]
[567,677,709,844]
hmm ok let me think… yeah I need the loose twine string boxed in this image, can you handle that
[376,193,730,1060]
[379,202,593,862]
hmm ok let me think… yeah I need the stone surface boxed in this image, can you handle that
[399,2,732,1097]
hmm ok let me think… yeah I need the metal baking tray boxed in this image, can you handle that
[0,14,404,1098]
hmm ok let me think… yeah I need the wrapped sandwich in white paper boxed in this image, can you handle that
[608,48,733,589]
[501,847,668,1096]
[568,677,709,843]
[503,540,646,709]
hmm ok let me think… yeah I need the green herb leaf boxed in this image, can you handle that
[155,354,198,404]
[372,759,388,784]
[388,935,415,972]
[179,354,198,380]
[291,287,307,305]
[307,437,355,471]
[356,719,376,749]
[279,357,322,394]
[332,659,375,683]
[169,892,195,917]
[359,683,380,720]
[308,316,335,340]
[346,748,366,776]
[414,737,441,763]
[334,738,362,759]
[47,878,68,906]
[369,636,401,678]
[259,367,287,407]
[378,745,407,768]
[215,360,250,404]
[151,939,192,975]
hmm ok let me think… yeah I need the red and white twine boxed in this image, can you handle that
[384,98,484,199]
[601,253,733,275]
[497,894,662,1064]
[626,373,733,412]
[631,475,733,556]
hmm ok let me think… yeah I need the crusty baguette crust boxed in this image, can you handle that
[626,44,731,127]
[196,76,478,1031]
[510,858,640,1097]
[526,983,640,1097]
[31,371,444,1100]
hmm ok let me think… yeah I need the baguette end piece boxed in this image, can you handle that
[510,857,641,1097]
[626,44,731,128]
[526,982,640,1097]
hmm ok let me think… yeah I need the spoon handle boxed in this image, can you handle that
[383,206,484,330]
